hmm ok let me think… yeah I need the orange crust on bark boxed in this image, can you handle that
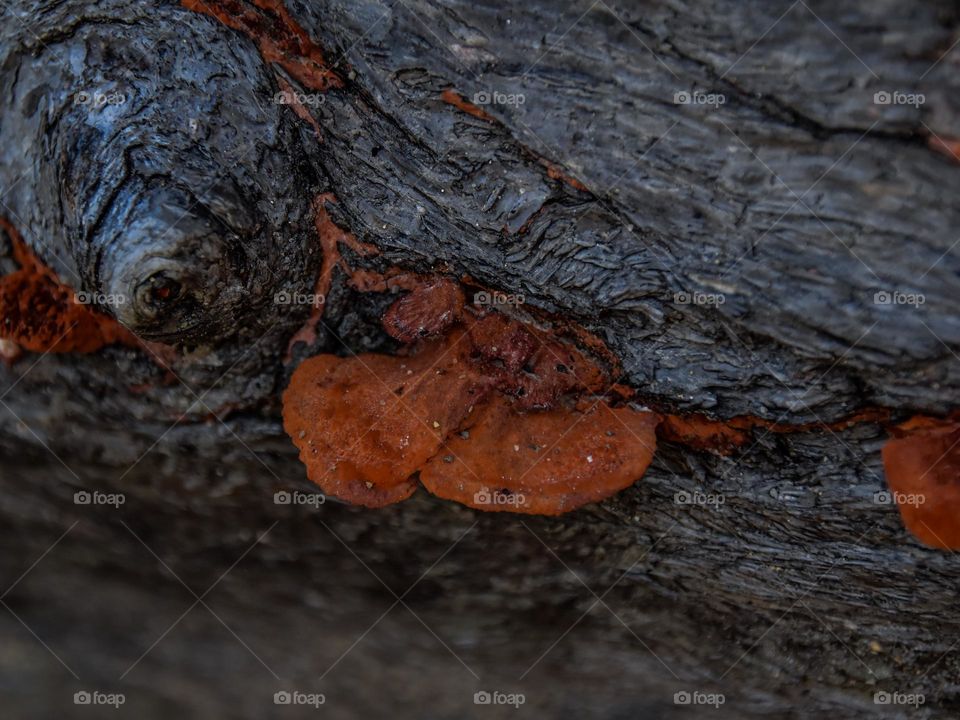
[440,89,496,123]
[882,417,960,549]
[382,278,465,343]
[182,0,343,91]
[420,395,658,515]
[0,218,137,354]
[282,330,494,507]
[284,193,381,361]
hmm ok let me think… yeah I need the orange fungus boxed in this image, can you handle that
[419,395,658,515]
[382,278,465,343]
[282,330,494,507]
[881,418,960,549]
[283,282,661,513]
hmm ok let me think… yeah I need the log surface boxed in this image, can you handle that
[0,1,957,718]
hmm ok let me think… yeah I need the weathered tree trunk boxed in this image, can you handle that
[1,0,958,718]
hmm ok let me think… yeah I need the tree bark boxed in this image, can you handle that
[1,1,958,718]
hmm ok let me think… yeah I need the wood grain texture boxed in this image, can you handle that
[1,1,957,718]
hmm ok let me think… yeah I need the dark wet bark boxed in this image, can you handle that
[1,1,958,718]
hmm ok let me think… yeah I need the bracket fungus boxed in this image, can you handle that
[283,329,494,507]
[881,416,960,550]
[283,272,661,513]
[420,394,658,515]
[381,277,465,343]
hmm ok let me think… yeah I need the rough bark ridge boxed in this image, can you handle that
[0,1,957,718]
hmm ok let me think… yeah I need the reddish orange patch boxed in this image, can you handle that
[466,311,538,375]
[658,413,750,454]
[0,218,137,354]
[420,395,657,515]
[541,161,590,193]
[882,418,960,549]
[285,194,380,361]
[182,0,343,91]
[382,277,465,343]
[283,279,660,512]
[459,308,612,410]
[283,330,494,507]
[440,88,496,123]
